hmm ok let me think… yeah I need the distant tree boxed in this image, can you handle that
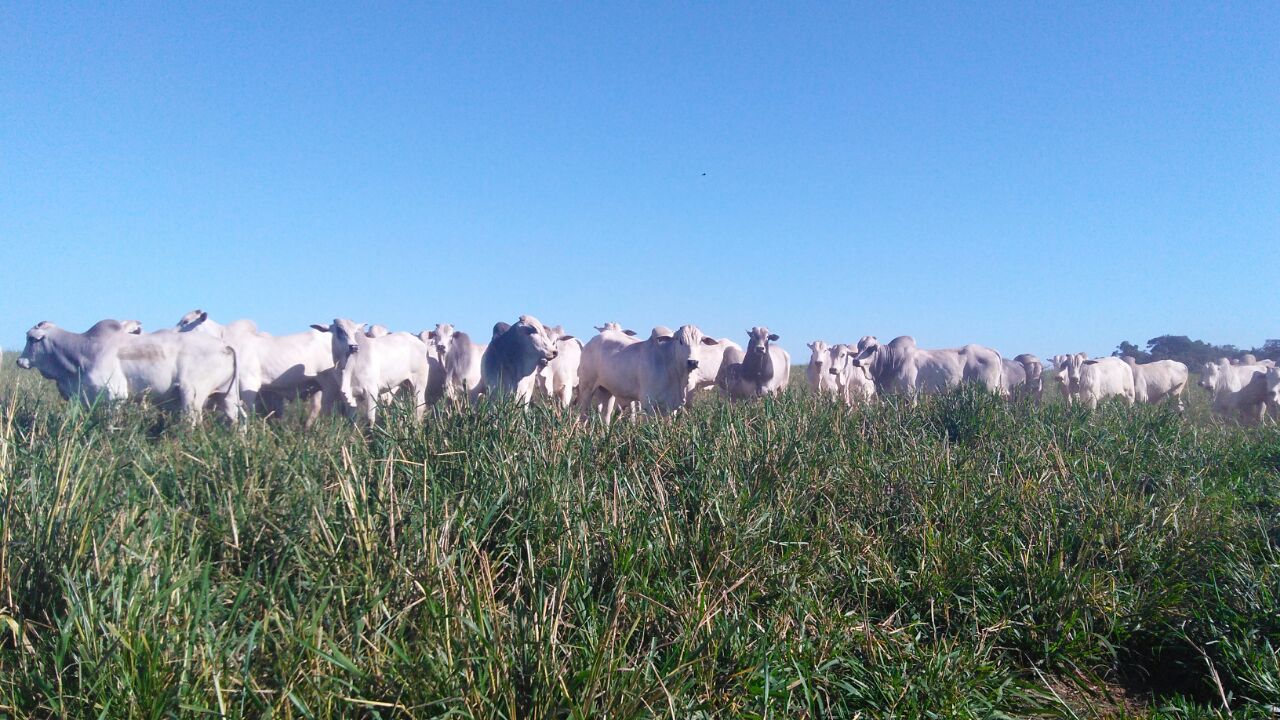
[1108,335,1268,368]
[1250,339,1280,362]
[1112,341,1150,362]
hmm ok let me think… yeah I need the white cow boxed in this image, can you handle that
[536,325,583,408]
[829,342,877,405]
[312,318,432,423]
[18,319,242,423]
[1122,357,1189,409]
[1074,356,1135,409]
[654,325,739,394]
[1199,361,1270,425]
[1051,353,1082,404]
[852,336,1002,399]
[806,341,840,396]
[421,323,486,404]
[577,324,704,424]
[176,310,338,422]
[692,336,744,394]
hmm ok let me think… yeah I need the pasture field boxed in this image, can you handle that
[0,357,1277,718]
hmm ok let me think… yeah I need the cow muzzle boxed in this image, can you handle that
[16,358,31,369]
[828,367,839,375]
[686,359,699,371]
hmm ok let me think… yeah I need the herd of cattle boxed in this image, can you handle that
[13,311,1280,426]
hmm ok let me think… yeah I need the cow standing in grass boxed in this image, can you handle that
[18,319,242,424]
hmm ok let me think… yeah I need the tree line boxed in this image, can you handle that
[1112,335,1280,366]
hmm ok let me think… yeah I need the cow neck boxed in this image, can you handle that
[863,346,892,386]
[47,327,94,377]
[742,345,773,382]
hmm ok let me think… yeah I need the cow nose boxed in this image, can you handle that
[687,359,699,371]
[16,358,30,369]
[348,344,360,354]
[828,367,838,375]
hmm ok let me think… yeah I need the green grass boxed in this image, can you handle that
[0,355,1277,718]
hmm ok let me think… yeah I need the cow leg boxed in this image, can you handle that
[303,391,324,428]
[600,391,617,426]
[576,379,598,420]
[413,384,427,423]
[179,386,205,425]
[236,387,259,420]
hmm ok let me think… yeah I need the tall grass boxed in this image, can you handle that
[0,357,1276,718]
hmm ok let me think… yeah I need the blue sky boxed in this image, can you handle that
[3,2,1277,358]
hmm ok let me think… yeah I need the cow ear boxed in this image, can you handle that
[196,311,208,324]
[311,324,330,333]
[768,334,779,341]
[701,337,719,345]
[623,329,637,336]
[427,330,437,339]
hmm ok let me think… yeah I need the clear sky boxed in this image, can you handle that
[3,2,1277,358]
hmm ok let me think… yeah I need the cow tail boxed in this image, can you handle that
[225,345,242,411]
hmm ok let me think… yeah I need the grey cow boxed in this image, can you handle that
[481,315,560,405]
[851,336,1003,399]
[724,327,791,399]
[18,319,241,423]
[1001,353,1044,401]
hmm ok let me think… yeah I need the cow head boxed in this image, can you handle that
[746,327,778,358]
[365,324,390,339]
[594,322,637,337]
[850,336,881,369]
[1014,353,1043,397]
[313,318,366,363]
[826,343,850,377]
[16,322,56,371]
[424,323,455,359]
[1014,354,1043,383]
[648,324,704,408]
[1199,362,1223,391]
[176,309,209,332]
[516,315,558,363]
[807,340,829,370]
